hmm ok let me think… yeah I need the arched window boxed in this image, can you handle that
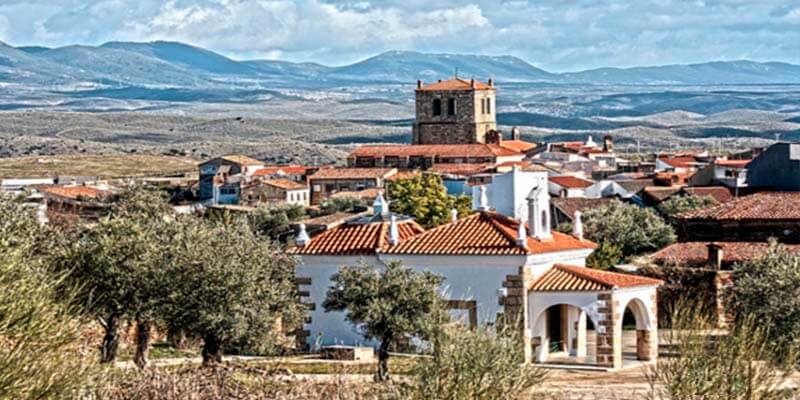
[447,98,456,116]
[541,210,548,231]
[433,99,442,116]
[487,98,492,114]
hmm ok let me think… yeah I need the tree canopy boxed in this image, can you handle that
[583,200,675,257]
[388,174,472,229]
[657,194,716,224]
[323,260,445,380]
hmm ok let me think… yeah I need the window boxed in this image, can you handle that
[447,98,456,116]
[486,98,491,114]
[303,192,307,201]
[481,98,486,114]
[433,99,442,116]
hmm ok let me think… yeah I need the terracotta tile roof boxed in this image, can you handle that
[349,144,522,159]
[42,185,109,200]
[650,241,800,268]
[549,175,595,189]
[530,264,663,291]
[383,211,596,256]
[288,217,424,255]
[643,186,683,202]
[220,155,264,166]
[429,163,493,176]
[309,168,397,180]
[551,198,616,219]
[615,179,655,194]
[678,192,800,221]
[714,159,751,168]
[417,78,494,91]
[681,187,732,204]
[499,140,537,152]
[252,165,311,176]
[261,178,307,190]
[658,155,700,169]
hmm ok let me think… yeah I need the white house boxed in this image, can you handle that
[548,175,595,198]
[289,185,662,370]
[470,166,548,220]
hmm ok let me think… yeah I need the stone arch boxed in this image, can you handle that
[619,297,654,331]
[620,296,657,361]
[531,302,598,363]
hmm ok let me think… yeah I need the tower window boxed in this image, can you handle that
[433,99,442,116]
[481,98,486,114]
[487,98,492,114]
[447,98,456,116]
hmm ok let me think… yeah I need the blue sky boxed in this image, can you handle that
[1,0,799,71]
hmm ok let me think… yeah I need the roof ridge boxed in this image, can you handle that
[553,264,616,289]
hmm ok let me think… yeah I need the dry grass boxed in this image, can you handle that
[0,154,198,179]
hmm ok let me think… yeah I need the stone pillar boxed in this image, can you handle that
[595,292,622,369]
[715,271,734,328]
[575,310,587,358]
[636,330,657,361]
[500,266,532,363]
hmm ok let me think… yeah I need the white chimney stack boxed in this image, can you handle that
[296,223,310,246]
[478,185,489,211]
[516,219,527,246]
[388,215,399,246]
[526,177,552,241]
[450,208,458,222]
[373,191,388,216]
[573,210,584,240]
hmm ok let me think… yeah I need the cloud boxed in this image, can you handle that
[0,0,798,70]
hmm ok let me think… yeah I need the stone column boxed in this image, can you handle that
[636,329,657,361]
[715,271,734,328]
[595,292,622,369]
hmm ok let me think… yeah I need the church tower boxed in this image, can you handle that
[412,78,497,145]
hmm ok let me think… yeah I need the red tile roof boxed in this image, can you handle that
[288,218,424,255]
[42,185,109,200]
[261,178,307,190]
[678,192,800,221]
[650,241,800,268]
[549,175,595,189]
[309,168,397,180]
[681,187,733,204]
[252,165,311,177]
[714,159,751,168]
[429,163,493,176]
[383,211,596,256]
[551,198,616,219]
[219,155,264,166]
[349,144,522,159]
[499,140,537,152]
[658,155,700,169]
[530,264,663,291]
[417,78,494,91]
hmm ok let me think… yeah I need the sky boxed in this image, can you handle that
[0,0,799,71]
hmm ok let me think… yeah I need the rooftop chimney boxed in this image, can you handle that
[373,191,388,216]
[488,78,494,87]
[296,223,310,247]
[511,126,521,141]
[585,135,596,148]
[388,215,399,246]
[527,180,552,241]
[451,208,458,222]
[478,185,490,211]
[516,219,527,247]
[573,210,584,240]
[417,80,422,89]
[708,243,724,270]
[603,135,614,153]
[471,79,476,88]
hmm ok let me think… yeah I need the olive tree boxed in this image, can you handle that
[583,200,675,256]
[166,217,304,366]
[323,260,445,381]
[389,174,472,228]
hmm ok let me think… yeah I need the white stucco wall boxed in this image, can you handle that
[471,168,549,220]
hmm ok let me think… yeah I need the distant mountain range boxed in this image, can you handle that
[2,40,800,91]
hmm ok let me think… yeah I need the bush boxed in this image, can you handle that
[319,196,367,215]
[406,325,546,400]
[657,194,716,225]
[388,174,472,228]
[586,241,623,270]
[583,200,675,256]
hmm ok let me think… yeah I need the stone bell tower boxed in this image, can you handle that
[411,78,497,145]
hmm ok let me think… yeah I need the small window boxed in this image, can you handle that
[447,98,456,116]
[433,99,442,116]
[303,192,307,201]
[486,98,491,114]
[481,98,486,114]
[541,210,548,230]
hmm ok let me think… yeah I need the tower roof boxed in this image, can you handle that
[417,78,494,91]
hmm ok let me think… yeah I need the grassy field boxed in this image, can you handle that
[0,154,198,179]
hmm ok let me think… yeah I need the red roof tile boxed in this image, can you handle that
[288,218,424,255]
[42,185,109,200]
[678,192,800,221]
[219,155,264,166]
[309,168,397,180]
[383,211,596,256]
[658,155,701,169]
[261,178,307,190]
[429,163,493,176]
[417,78,494,91]
[530,264,663,291]
[681,187,732,204]
[499,140,537,152]
[252,165,312,177]
[714,159,751,168]
[349,144,522,159]
[650,241,800,268]
[549,175,595,189]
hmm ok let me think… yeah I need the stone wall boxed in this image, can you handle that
[412,88,496,145]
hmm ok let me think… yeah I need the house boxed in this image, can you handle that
[551,197,616,227]
[548,175,595,198]
[40,185,113,225]
[307,168,397,205]
[655,152,709,173]
[347,143,527,169]
[688,159,750,190]
[675,192,800,242]
[290,183,662,369]
[745,142,800,190]
[198,155,265,204]
[241,179,309,207]
[251,165,315,183]
[1,178,56,193]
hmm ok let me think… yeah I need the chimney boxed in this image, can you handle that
[511,126,521,141]
[296,223,310,247]
[388,215,399,246]
[471,79,476,88]
[603,135,614,153]
[417,80,422,89]
[527,177,552,240]
[450,208,458,222]
[478,185,490,211]
[707,243,724,269]
[373,191,388,216]
[516,219,527,246]
[572,210,584,240]
[488,78,494,87]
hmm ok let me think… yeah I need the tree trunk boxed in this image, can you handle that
[167,326,188,350]
[134,320,152,369]
[100,312,121,363]
[202,334,223,367]
[376,336,392,381]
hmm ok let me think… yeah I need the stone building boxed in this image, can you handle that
[307,168,398,205]
[412,78,497,145]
